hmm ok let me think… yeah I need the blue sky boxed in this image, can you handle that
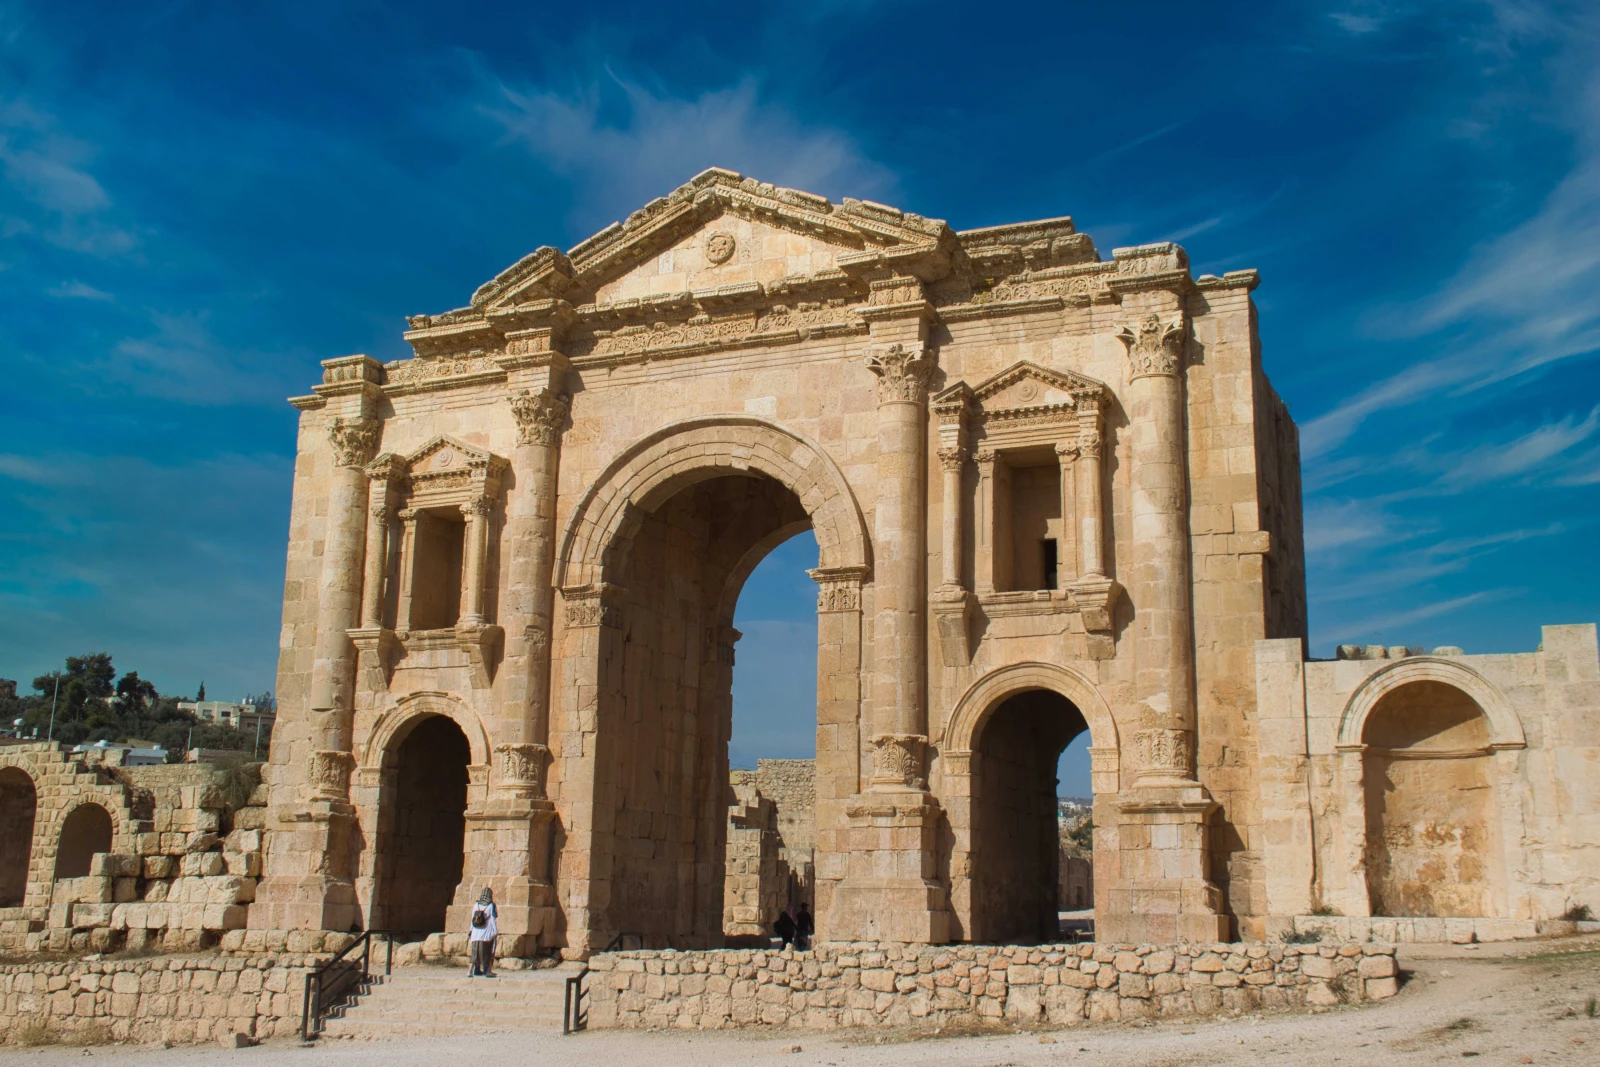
[2,2,1597,793]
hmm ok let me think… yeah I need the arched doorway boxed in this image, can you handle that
[556,415,871,951]
[377,715,470,934]
[594,473,812,946]
[0,768,38,905]
[1362,680,1500,918]
[969,689,1089,943]
[55,803,113,880]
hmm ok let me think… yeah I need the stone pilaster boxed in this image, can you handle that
[309,414,379,732]
[829,337,948,943]
[1102,310,1225,944]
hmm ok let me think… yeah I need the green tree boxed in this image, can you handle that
[31,653,116,745]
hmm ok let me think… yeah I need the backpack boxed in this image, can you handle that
[472,907,489,929]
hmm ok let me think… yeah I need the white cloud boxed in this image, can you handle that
[47,279,111,301]
[0,98,136,256]
[1436,406,1600,487]
[483,75,896,232]
[98,311,302,406]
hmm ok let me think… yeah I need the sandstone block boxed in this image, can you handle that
[1357,955,1396,979]
[1365,977,1398,999]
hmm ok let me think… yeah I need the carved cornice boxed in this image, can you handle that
[510,387,570,448]
[864,342,934,406]
[328,416,380,470]
[1116,312,1187,380]
[561,583,624,629]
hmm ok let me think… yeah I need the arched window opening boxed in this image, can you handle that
[55,803,113,880]
[1363,680,1500,918]
[0,768,38,905]
[970,689,1090,943]
[379,715,470,934]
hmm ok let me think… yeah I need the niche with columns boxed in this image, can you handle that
[351,436,508,689]
[931,362,1121,663]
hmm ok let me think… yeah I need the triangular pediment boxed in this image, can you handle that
[971,361,1107,412]
[404,436,501,476]
[467,168,959,311]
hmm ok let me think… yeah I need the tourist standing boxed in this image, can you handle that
[795,902,814,951]
[469,887,498,977]
[774,903,797,949]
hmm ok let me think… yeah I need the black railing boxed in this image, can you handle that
[562,931,643,1035]
[300,931,392,1042]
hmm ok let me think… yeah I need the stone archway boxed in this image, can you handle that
[0,767,37,906]
[553,415,871,951]
[54,803,113,880]
[941,662,1120,943]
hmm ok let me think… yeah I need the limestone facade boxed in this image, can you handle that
[236,167,1597,954]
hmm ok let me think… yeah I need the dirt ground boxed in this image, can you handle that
[5,935,1599,1067]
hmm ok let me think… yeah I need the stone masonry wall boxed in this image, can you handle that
[588,940,1399,1031]
[0,954,319,1045]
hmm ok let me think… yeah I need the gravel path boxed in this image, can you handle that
[5,937,1598,1067]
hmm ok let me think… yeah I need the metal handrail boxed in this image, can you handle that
[563,931,643,1035]
[300,931,392,1042]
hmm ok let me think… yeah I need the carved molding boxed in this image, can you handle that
[864,342,934,406]
[510,387,570,448]
[869,733,927,790]
[1132,727,1194,781]
[808,565,868,613]
[562,583,624,629]
[1116,312,1186,380]
[328,417,379,469]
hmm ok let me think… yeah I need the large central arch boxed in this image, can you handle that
[553,415,872,951]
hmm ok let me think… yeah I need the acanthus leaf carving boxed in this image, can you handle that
[309,750,355,799]
[864,342,934,405]
[495,742,550,796]
[869,732,927,790]
[808,565,867,614]
[328,417,379,469]
[1115,313,1187,380]
[1131,727,1193,781]
[510,387,571,448]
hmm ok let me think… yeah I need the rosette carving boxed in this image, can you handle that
[869,733,927,790]
[510,387,569,448]
[328,417,379,469]
[1115,313,1186,380]
[864,342,934,405]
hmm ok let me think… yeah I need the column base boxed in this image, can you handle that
[826,789,949,943]
[1099,782,1228,944]
[249,802,361,933]
[446,801,560,954]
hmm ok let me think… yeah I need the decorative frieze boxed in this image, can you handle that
[808,565,867,613]
[562,584,623,629]
[308,750,355,799]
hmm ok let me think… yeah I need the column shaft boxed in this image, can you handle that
[359,495,391,629]
[938,450,963,589]
[974,450,996,594]
[1054,443,1076,591]
[1076,409,1105,577]
[309,417,378,740]
[395,513,417,631]
[459,500,490,625]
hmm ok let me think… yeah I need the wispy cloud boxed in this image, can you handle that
[47,279,111,301]
[483,74,895,232]
[95,311,304,406]
[1315,590,1510,647]
[0,99,136,257]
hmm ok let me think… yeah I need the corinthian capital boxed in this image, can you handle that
[1115,313,1186,380]
[864,342,934,405]
[328,416,380,469]
[510,387,570,448]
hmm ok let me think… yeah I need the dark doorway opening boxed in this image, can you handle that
[0,768,37,905]
[970,689,1088,943]
[380,715,470,934]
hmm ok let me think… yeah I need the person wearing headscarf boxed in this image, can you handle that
[469,887,498,977]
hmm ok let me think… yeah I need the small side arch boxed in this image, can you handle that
[555,414,871,589]
[0,766,38,906]
[54,801,115,880]
[363,690,491,769]
[1336,657,1524,750]
[942,661,1120,791]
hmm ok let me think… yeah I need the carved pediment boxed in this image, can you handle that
[396,437,508,507]
[970,361,1107,416]
[467,168,960,315]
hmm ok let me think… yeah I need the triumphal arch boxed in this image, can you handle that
[249,168,1600,956]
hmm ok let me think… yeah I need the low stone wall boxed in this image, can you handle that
[1284,914,1600,943]
[589,940,1400,1031]
[0,954,319,1045]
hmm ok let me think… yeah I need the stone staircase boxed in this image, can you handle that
[317,963,576,1039]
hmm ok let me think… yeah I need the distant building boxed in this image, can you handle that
[178,700,276,735]
[70,740,168,766]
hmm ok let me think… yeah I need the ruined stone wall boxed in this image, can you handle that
[588,940,1398,1031]
[0,955,318,1046]
[755,759,815,906]
[723,776,784,938]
